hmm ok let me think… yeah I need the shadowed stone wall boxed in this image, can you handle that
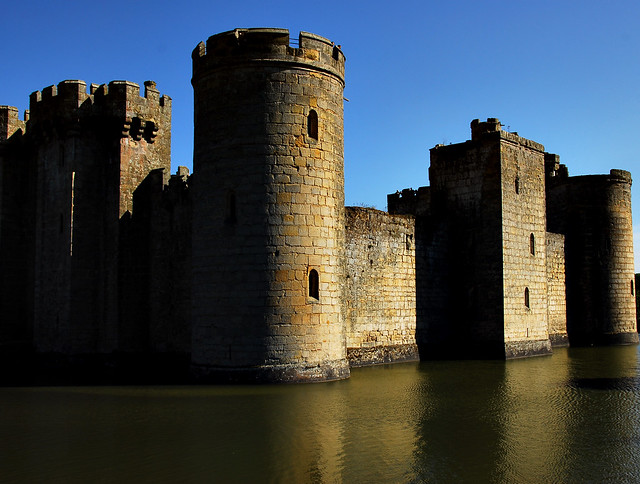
[0,106,32,352]
[119,167,191,357]
[13,80,172,356]
[547,168,638,345]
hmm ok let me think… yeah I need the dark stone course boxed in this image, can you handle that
[347,344,420,368]
[190,359,351,384]
[549,333,570,347]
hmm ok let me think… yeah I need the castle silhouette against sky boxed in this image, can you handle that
[0,28,637,384]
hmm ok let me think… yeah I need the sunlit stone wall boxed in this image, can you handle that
[344,207,418,366]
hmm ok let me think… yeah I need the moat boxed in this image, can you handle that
[2,345,640,482]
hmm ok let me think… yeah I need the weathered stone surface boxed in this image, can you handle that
[0,33,636,384]
[400,119,553,359]
[392,118,635,359]
[190,29,349,382]
[547,232,568,346]
[347,344,419,367]
[344,207,418,365]
[547,167,638,346]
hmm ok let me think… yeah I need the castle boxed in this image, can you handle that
[0,28,637,384]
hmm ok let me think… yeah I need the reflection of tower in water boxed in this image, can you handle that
[561,346,640,480]
[496,350,572,482]
[408,360,509,481]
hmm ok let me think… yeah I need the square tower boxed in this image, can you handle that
[26,80,171,355]
[426,118,551,358]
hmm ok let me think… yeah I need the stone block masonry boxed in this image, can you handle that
[498,126,552,358]
[27,80,172,355]
[0,29,636,385]
[190,29,349,382]
[547,167,638,346]
[547,233,568,346]
[345,207,418,366]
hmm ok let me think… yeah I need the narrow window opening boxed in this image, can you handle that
[631,279,635,296]
[405,233,413,250]
[515,176,520,194]
[309,269,319,300]
[524,287,530,308]
[332,46,340,60]
[225,190,236,225]
[530,233,535,255]
[307,110,318,140]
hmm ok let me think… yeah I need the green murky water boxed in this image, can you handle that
[2,346,640,483]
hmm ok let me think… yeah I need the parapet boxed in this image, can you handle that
[470,118,501,140]
[545,153,570,183]
[609,169,632,185]
[192,28,345,84]
[468,117,545,152]
[168,166,190,191]
[387,186,431,216]
[26,79,171,141]
[563,169,632,189]
[0,105,26,141]
[28,79,170,122]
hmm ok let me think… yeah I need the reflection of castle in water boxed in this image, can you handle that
[0,28,637,384]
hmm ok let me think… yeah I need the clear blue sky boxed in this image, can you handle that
[3,0,640,269]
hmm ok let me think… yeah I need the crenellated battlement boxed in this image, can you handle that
[470,117,502,139]
[192,28,345,84]
[557,169,633,189]
[387,186,430,216]
[609,169,632,185]
[26,79,171,142]
[29,79,170,115]
[470,117,545,152]
[29,80,91,118]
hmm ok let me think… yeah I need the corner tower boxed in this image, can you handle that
[190,29,349,382]
[547,168,638,345]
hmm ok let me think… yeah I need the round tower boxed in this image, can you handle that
[190,28,349,382]
[562,170,638,345]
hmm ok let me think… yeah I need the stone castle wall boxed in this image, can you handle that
[1,29,637,384]
[344,207,418,366]
[26,80,172,355]
[498,127,551,358]
[546,232,568,345]
[636,273,640,329]
[119,167,192,357]
[0,106,32,350]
